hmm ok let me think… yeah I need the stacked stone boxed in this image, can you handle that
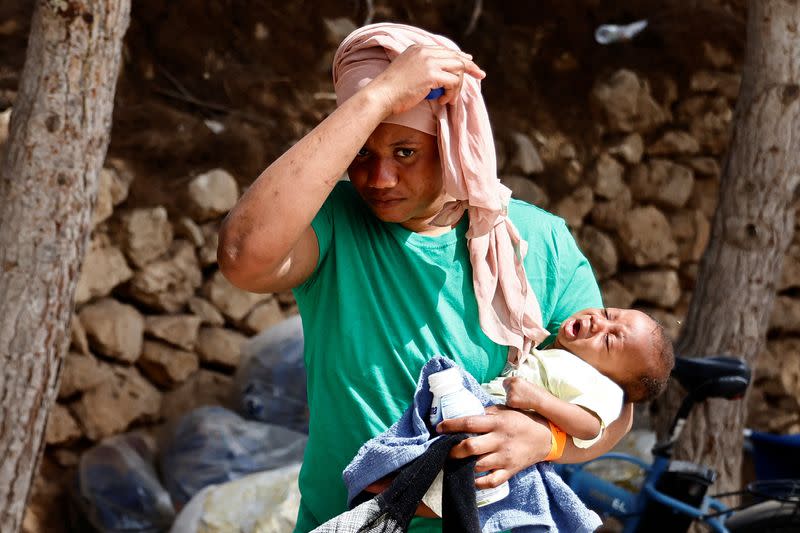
[44,162,294,464]
[498,58,798,434]
[500,65,731,339]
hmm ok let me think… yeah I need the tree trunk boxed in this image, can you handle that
[654,0,800,497]
[0,1,130,530]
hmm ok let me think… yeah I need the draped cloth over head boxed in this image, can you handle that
[333,23,549,363]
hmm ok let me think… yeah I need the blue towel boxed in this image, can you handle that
[343,356,602,532]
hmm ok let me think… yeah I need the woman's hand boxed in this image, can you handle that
[435,405,552,489]
[367,45,485,116]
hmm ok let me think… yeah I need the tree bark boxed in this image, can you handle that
[654,0,800,496]
[0,1,130,531]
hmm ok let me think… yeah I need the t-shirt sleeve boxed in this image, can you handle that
[569,375,624,448]
[546,221,603,336]
[310,188,336,267]
[295,182,341,292]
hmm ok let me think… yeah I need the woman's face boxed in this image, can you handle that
[348,123,451,234]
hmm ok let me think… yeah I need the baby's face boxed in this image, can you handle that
[553,308,656,384]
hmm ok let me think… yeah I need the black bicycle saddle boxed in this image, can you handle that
[671,356,751,400]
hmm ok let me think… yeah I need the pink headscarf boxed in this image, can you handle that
[333,23,549,363]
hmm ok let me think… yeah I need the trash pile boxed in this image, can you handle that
[68,316,308,533]
[583,429,655,493]
[233,315,308,435]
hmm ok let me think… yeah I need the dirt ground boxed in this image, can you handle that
[1,0,745,212]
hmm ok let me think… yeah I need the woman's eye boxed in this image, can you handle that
[396,148,415,158]
[356,148,370,157]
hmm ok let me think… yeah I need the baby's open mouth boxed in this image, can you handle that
[571,320,581,337]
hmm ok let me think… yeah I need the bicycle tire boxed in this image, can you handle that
[725,500,800,532]
[747,479,800,503]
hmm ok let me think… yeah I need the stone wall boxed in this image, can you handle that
[497,60,799,437]
[18,161,298,531]
[6,38,799,533]
[44,162,296,449]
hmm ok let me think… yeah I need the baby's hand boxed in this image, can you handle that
[502,376,547,411]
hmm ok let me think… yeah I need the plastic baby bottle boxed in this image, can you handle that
[428,367,510,507]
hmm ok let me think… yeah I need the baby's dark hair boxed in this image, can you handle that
[619,315,675,403]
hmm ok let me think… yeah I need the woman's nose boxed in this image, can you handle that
[367,158,398,188]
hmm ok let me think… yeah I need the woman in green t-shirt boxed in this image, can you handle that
[218,22,633,532]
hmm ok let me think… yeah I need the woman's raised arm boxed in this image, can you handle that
[217,45,483,293]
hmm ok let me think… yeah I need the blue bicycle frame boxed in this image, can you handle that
[554,453,735,532]
[551,357,795,533]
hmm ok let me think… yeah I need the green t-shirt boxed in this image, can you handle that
[292,181,601,532]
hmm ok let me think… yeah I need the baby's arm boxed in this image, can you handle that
[502,376,602,441]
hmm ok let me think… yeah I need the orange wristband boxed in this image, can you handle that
[544,420,567,461]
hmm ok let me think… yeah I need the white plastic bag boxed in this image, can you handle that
[169,462,302,533]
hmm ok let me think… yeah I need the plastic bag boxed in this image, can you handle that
[159,406,307,506]
[71,432,176,533]
[233,314,308,433]
[169,462,301,533]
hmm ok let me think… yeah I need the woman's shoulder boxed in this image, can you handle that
[507,197,570,240]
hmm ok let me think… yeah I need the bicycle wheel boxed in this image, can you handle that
[725,500,800,532]
[746,479,800,503]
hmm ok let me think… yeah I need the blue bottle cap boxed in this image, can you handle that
[426,87,445,100]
